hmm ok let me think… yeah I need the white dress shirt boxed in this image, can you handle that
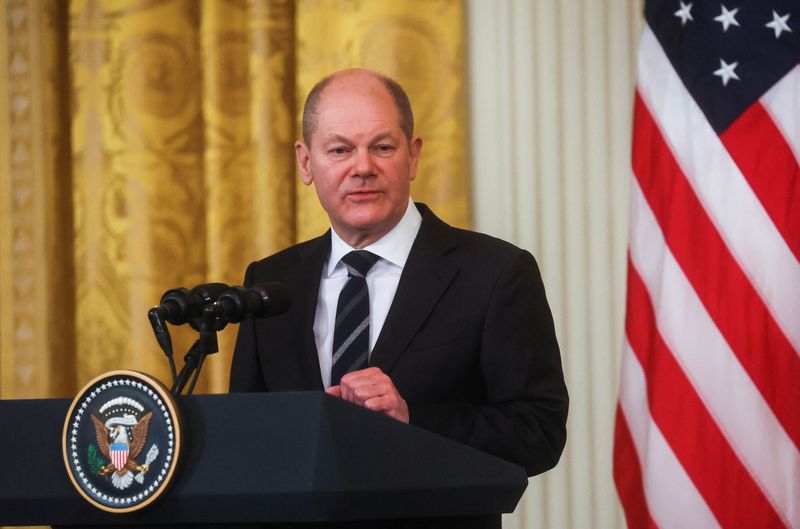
[314,199,422,388]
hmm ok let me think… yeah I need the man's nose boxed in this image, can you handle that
[352,148,375,177]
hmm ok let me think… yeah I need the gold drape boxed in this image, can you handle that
[0,0,468,400]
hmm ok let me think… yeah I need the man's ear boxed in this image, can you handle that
[295,141,313,185]
[408,137,423,181]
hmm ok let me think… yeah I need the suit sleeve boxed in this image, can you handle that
[407,250,568,476]
[229,261,268,392]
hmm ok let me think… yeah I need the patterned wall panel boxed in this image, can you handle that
[199,0,297,392]
[1,1,74,398]
[67,1,296,392]
[69,0,207,385]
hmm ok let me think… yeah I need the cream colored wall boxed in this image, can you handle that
[466,1,643,527]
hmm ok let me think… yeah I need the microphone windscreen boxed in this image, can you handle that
[250,282,291,317]
[190,282,230,304]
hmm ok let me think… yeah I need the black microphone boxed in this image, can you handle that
[210,282,291,323]
[189,283,232,312]
[148,283,230,378]
[149,283,230,326]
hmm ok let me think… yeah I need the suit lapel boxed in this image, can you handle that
[370,206,459,374]
[286,233,330,391]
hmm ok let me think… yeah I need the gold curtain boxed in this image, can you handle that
[0,0,468,400]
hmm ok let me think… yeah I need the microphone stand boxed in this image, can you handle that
[170,305,225,396]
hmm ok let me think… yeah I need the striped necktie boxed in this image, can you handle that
[331,250,379,386]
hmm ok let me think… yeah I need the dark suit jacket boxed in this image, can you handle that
[229,204,568,525]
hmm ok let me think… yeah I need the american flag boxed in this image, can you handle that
[614,1,799,528]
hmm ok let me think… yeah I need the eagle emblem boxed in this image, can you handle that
[63,370,181,512]
[89,401,160,490]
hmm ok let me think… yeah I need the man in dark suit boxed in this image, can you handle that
[230,68,568,526]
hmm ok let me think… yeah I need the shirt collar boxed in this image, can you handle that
[326,198,422,277]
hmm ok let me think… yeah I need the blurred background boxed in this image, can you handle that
[0,1,642,527]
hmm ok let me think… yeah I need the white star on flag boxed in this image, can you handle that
[714,5,741,32]
[713,58,740,86]
[765,11,792,39]
[674,2,694,25]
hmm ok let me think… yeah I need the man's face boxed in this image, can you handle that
[295,74,422,247]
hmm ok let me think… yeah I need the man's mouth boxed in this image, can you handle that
[346,190,381,199]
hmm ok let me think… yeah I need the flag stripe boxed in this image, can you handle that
[613,407,659,529]
[720,100,800,262]
[761,65,800,165]
[625,259,786,528]
[633,92,800,448]
[613,407,658,529]
[629,178,800,527]
[618,339,721,529]
[637,27,800,353]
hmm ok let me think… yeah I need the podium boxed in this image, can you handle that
[0,392,527,526]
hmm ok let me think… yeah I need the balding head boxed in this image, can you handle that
[301,68,415,146]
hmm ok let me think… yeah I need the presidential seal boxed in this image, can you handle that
[62,370,182,513]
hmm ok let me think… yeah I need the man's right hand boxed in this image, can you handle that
[326,367,409,423]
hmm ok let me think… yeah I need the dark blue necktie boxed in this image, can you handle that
[331,250,379,386]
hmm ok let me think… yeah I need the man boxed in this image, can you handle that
[230,68,568,527]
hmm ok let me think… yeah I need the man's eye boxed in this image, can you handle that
[329,147,349,155]
[374,145,395,153]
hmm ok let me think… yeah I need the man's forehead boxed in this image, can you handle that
[318,128,400,144]
[322,118,394,128]
[315,91,400,132]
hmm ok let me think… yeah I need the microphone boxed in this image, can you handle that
[210,282,291,323]
[149,283,230,326]
[148,283,230,385]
